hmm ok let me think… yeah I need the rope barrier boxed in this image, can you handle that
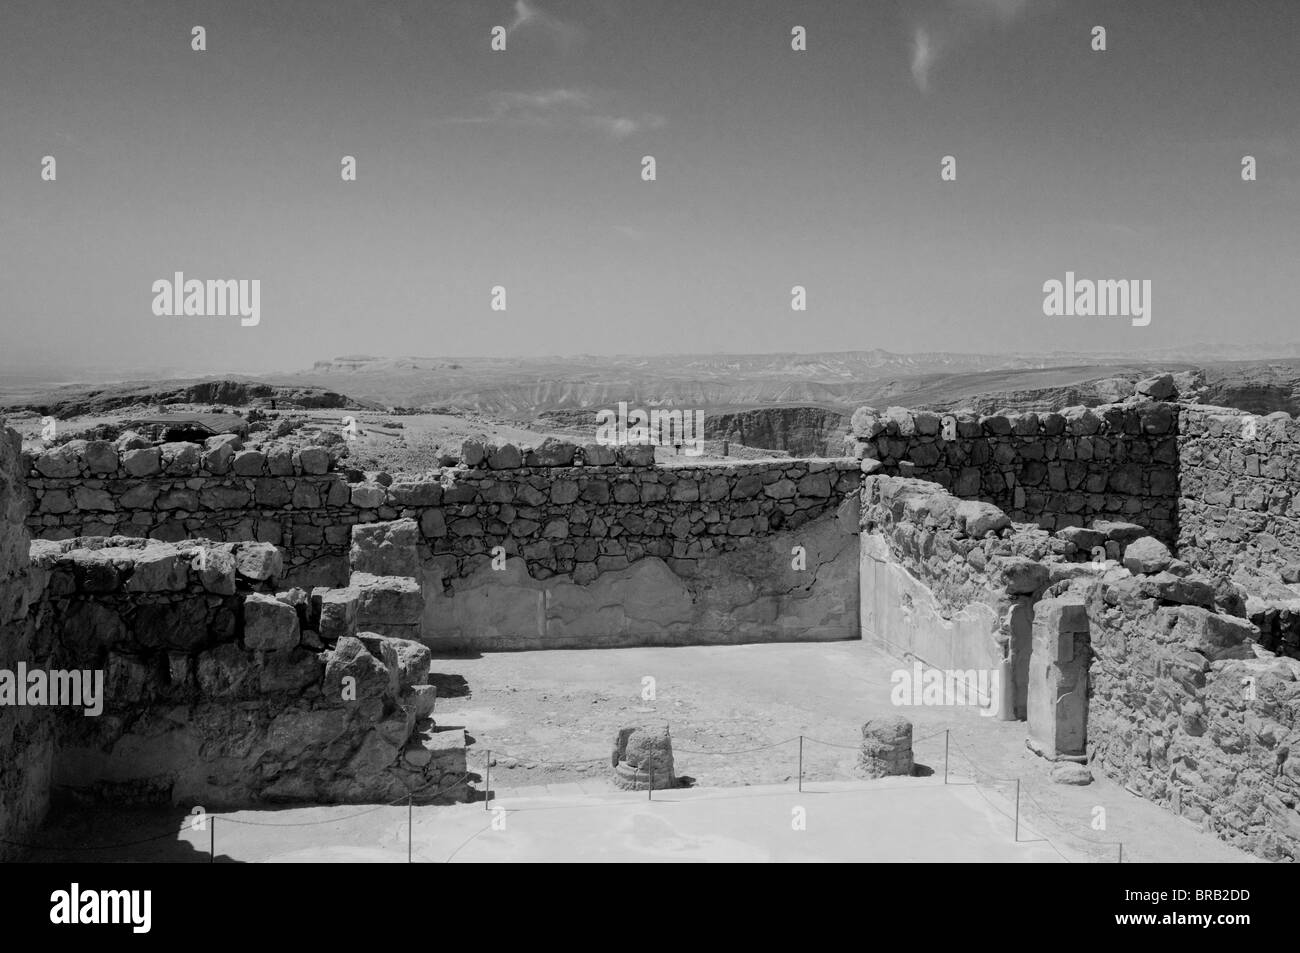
[1,826,190,852]
[3,728,1115,863]
[1018,788,1122,853]
[673,738,801,755]
[2,771,476,849]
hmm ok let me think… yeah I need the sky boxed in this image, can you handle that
[1,0,1298,376]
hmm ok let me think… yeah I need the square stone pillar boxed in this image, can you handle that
[1026,597,1090,760]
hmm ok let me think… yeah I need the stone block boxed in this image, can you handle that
[350,518,422,576]
[351,573,423,626]
[234,542,283,582]
[243,592,301,651]
[1123,536,1173,575]
[318,586,360,641]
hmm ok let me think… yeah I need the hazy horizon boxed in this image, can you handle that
[3,0,1299,375]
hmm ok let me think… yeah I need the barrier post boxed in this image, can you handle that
[1014,780,1020,842]
[209,817,215,864]
[648,767,653,801]
[943,730,949,784]
[798,736,803,793]
[485,750,491,812]
[1118,842,1123,864]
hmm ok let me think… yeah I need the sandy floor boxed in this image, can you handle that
[25,641,1255,863]
[430,641,1254,863]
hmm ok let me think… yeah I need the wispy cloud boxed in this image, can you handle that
[907,0,1038,94]
[442,87,665,140]
[911,29,936,93]
[585,113,666,139]
[505,0,584,51]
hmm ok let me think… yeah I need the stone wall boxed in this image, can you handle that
[1177,405,1300,582]
[858,469,1300,860]
[25,437,351,587]
[25,438,864,650]
[18,535,464,818]
[858,475,1110,720]
[0,422,54,860]
[1084,573,1300,861]
[847,402,1180,543]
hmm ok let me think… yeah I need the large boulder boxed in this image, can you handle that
[527,438,577,467]
[957,500,1009,538]
[1122,536,1173,575]
[322,635,396,703]
[1135,373,1177,401]
[357,633,431,690]
[1091,521,1148,546]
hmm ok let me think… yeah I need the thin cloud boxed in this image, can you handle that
[442,88,664,140]
[911,29,936,93]
[585,113,666,139]
[505,0,584,51]
[908,0,1038,93]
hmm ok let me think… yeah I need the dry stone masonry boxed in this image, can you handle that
[1084,575,1300,861]
[859,464,1300,859]
[1178,404,1300,582]
[26,436,861,590]
[848,399,1179,543]
[24,536,465,808]
[18,375,1300,861]
[25,435,864,651]
[2,414,472,856]
[0,422,53,860]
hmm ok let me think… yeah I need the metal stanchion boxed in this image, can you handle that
[1014,779,1020,842]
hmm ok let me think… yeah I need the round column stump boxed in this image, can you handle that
[611,724,676,790]
[858,716,914,779]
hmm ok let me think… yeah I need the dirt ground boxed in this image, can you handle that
[22,640,1255,863]
[432,640,1254,863]
[24,640,1254,863]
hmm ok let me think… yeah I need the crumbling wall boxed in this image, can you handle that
[1084,572,1300,861]
[24,537,462,810]
[858,475,1103,719]
[26,439,863,649]
[0,421,54,859]
[847,402,1179,543]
